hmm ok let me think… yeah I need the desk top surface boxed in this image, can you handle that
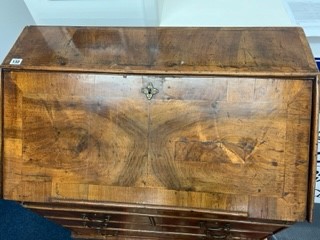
[1,26,318,76]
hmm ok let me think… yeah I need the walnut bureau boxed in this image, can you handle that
[1,26,319,240]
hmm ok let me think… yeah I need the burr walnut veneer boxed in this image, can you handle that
[1,26,319,240]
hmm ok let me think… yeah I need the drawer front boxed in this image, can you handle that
[31,208,152,225]
[70,227,203,240]
[26,203,284,240]
[4,71,313,221]
[64,219,275,240]
[55,219,271,240]
[72,228,270,240]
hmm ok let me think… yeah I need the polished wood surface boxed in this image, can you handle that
[1,26,319,240]
[1,26,318,76]
[3,71,313,222]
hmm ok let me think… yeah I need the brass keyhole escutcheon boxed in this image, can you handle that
[141,82,159,100]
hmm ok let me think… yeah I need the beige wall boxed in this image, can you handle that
[0,0,35,62]
[308,37,320,57]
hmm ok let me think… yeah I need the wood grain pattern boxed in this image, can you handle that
[3,71,313,221]
[1,27,319,240]
[1,27,318,77]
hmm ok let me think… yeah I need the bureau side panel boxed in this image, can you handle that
[307,76,319,222]
[0,69,3,199]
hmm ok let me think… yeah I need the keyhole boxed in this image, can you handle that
[141,83,159,100]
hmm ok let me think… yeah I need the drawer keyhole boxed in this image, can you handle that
[141,82,159,100]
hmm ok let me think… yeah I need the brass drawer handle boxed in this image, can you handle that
[207,224,230,232]
[82,213,111,230]
[81,213,111,222]
[206,223,230,239]
[206,232,229,239]
[210,234,228,239]
[83,221,109,229]
[141,82,159,100]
